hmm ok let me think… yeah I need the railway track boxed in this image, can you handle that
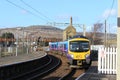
[39,52,85,80]
[11,55,61,80]
[59,68,85,80]
[10,52,86,80]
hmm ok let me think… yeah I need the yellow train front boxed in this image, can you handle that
[67,35,91,68]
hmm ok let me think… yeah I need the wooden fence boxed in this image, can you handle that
[98,47,117,74]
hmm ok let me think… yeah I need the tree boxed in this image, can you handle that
[88,23,103,45]
[37,36,41,45]
[1,32,15,47]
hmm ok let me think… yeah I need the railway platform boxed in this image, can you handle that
[76,61,116,80]
[0,51,46,67]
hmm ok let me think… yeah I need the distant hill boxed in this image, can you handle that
[27,25,63,31]
[0,25,63,40]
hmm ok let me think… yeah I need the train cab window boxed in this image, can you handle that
[81,43,89,51]
[69,41,89,52]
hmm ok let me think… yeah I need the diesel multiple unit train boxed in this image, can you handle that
[49,35,91,68]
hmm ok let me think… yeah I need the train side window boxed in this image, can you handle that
[52,45,54,48]
[55,45,56,48]
[60,44,63,48]
[64,44,66,49]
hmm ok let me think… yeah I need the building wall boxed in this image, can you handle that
[63,25,76,41]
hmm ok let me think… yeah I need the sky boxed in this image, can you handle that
[0,0,118,33]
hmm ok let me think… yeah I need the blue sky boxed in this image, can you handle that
[0,0,117,33]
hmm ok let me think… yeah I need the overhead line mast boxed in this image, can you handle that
[47,22,86,36]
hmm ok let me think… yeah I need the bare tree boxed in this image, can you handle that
[88,23,103,45]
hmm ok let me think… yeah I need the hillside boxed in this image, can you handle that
[0,25,63,41]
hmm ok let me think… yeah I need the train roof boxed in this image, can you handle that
[49,42,58,44]
[72,35,88,39]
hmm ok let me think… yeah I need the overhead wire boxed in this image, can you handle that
[5,0,49,22]
[20,0,53,21]
[105,0,115,21]
[95,0,115,24]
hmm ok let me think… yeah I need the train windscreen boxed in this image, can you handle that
[69,41,89,52]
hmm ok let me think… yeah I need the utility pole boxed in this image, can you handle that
[104,20,107,47]
[117,0,120,80]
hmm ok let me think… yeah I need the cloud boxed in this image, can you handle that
[102,9,117,19]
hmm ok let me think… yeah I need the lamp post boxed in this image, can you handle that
[15,34,18,56]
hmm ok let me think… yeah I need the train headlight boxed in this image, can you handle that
[70,54,74,58]
[86,54,90,59]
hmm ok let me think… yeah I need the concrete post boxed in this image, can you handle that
[117,0,120,80]
[83,24,86,36]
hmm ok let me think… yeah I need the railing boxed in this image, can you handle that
[0,45,36,57]
[98,47,117,74]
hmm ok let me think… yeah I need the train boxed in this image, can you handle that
[49,35,91,68]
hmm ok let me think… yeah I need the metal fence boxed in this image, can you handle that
[0,44,37,57]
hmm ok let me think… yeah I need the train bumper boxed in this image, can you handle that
[69,59,91,68]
